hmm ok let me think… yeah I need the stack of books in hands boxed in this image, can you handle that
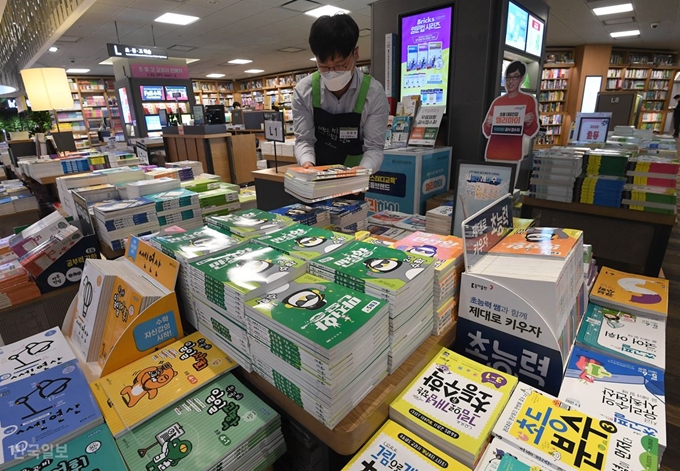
[393,232,464,335]
[310,241,436,372]
[426,203,453,235]
[271,203,332,227]
[255,224,353,261]
[530,147,585,203]
[313,198,368,233]
[120,176,180,198]
[206,209,294,239]
[199,185,241,218]
[245,273,390,428]
[93,199,160,251]
[284,165,370,203]
[145,188,203,231]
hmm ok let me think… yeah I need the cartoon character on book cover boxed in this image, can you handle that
[363,255,425,281]
[120,363,178,407]
[137,423,194,471]
[294,234,346,254]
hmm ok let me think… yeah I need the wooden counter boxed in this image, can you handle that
[237,322,457,456]
[521,196,677,275]
[250,165,301,210]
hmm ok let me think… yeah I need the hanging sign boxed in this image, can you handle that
[107,43,168,60]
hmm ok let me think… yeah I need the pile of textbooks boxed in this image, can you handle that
[0,328,104,469]
[0,180,37,215]
[206,209,294,239]
[0,260,41,308]
[390,348,518,468]
[530,146,585,202]
[114,372,285,471]
[120,176,180,198]
[310,240,436,372]
[245,273,390,428]
[198,185,241,217]
[255,224,353,260]
[239,187,257,210]
[71,183,120,207]
[284,165,371,203]
[426,203,453,235]
[92,199,160,251]
[145,188,203,231]
[367,211,421,243]
[149,225,243,332]
[17,223,82,277]
[313,198,368,233]
[393,232,464,334]
[576,149,631,207]
[181,173,221,192]
[623,154,679,214]
[271,203,331,227]
[167,159,205,176]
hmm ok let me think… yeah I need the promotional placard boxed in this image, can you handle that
[263,111,285,143]
[491,105,525,135]
[461,193,513,272]
[573,111,612,143]
[408,105,445,147]
[130,64,190,80]
[165,85,189,101]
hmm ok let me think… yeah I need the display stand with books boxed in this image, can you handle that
[454,195,585,395]
[62,236,184,379]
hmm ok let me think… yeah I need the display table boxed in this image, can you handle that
[521,196,676,276]
[0,209,40,237]
[251,164,301,210]
[237,322,456,456]
[262,153,296,168]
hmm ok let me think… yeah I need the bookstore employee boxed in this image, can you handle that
[293,14,390,173]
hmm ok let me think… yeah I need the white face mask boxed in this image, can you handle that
[321,69,353,92]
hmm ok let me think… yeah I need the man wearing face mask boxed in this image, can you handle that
[293,14,390,176]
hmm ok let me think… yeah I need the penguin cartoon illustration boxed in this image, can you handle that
[405,245,438,258]
[295,235,326,248]
[286,205,313,217]
[283,288,327,310]
[364,257,426,281]
[233,216,268,227]
[236,259,273,273]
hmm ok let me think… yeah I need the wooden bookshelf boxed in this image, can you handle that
[537,61,573,147]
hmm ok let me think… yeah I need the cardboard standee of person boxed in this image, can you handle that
[482,60,540,162]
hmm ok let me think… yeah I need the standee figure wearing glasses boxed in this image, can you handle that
[482,60,539,161]
[292,14,390,186]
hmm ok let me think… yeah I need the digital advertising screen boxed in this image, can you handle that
[525,14,545,57]
[505,2,528,52]
[119,87,132,124]
[165,85,189,101]
[400,5,453,107]
[140,85,165,101]
[145,115,162,131]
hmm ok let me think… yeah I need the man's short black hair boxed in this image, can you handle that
[506,60,526,76]
[309,14,359,63]
[674,94,680,99]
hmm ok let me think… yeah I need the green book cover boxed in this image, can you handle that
[181,176,221,193]
[246,273,387,350]
[190,242,306,297]
[152,226,243,261]
[199,188,239,207]
[145,189,200,213]
[6,424,128,471]
[116,374,282,471]
[206,209,293,237]
[311,241,435,293]
[256,224,353,260]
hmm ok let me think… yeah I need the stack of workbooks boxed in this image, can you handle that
[120,176,180,198]
[145,188,203,230]
[367,211,419,243]
[493,383,660,471]
[199,185,241,218]
[114,373,285,471]
[622,184,677,214]
[57,172,109,216]
[93,199,160,251]
[9,211,70,257]
[313,198,368,233]
[255,223,353,260]
[559,345,666,460]
[530,146,585,202]
[149,225,243,333]
[71,183,120,206]
[622,154,679,213]
[91,332,237,438]
[390,348,519,469]
[344,420,466,471]
[95,165,145,185]
[206,209,294,239]
[181,173,221,192]
[239,187,257,210]
[0,180,37,215]
[426,203,453,235]
[245,273,390,428]
[167,159,205,176]
[271,203,332,227]
[284,165,371,203]
[0,261,41,308]
[576,149,631,207]
[310,240,436,372]
[393,232,464,334]
[0,328,103,469]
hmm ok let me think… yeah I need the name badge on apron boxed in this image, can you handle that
[339,127,359,140]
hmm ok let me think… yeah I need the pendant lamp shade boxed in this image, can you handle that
[20,68,73,111]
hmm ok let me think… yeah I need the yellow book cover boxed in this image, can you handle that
[342,420,468,471]
[489,228,582,258]
[98,276,148,367]
[90,380,125,435]
[390,347,518,459]
[97,331,237,437]
[590,266,669,319]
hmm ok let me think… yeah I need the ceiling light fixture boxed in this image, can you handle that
[155,13,200,25]
[207,73,225,78]
[0,85,17,95]
[48,46,59,52]
[228,59,252,64]
[99,60,113,65]
[610,29,640,38]
[278,47,305,53]
[304,5,350,17]
[593,3,633,16]
[310,57,316,61]
[66,68,90,73]
[244,69,264,74]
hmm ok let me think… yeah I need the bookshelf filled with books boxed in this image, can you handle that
[537,63,573,147]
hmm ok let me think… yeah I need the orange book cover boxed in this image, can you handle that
[489,227,581,258]
[590,266,669,319]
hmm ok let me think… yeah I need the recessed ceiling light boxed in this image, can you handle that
[310,57,316,61]
[155,13,200,25]
[610,29,640,38]
[66,68,90,73]
[99,60,113,65]
[304,5,350,17]
[184,58,201,64]
[48,46,58,52]
[359,28,371,37]
[0,85,17,94]
[593,3,633,16]
[228,59,252,64]
[278,47,305,53]
[244,69,264,74]
[207,73,225,78]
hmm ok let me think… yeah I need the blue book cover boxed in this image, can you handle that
[270,204,329,226]
[0,359,103,467]
[5,424,127,471]
[559,345,666,449]
[311,199,366,217]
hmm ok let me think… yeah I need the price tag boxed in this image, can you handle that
[136,142,149,164]
[263,111,285,142]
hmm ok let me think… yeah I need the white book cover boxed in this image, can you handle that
[71,260,111,361]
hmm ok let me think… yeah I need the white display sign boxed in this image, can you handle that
[491,105,525,135]
[136,142,149,165]
[408,105,445,147]
[263,111,285,143]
